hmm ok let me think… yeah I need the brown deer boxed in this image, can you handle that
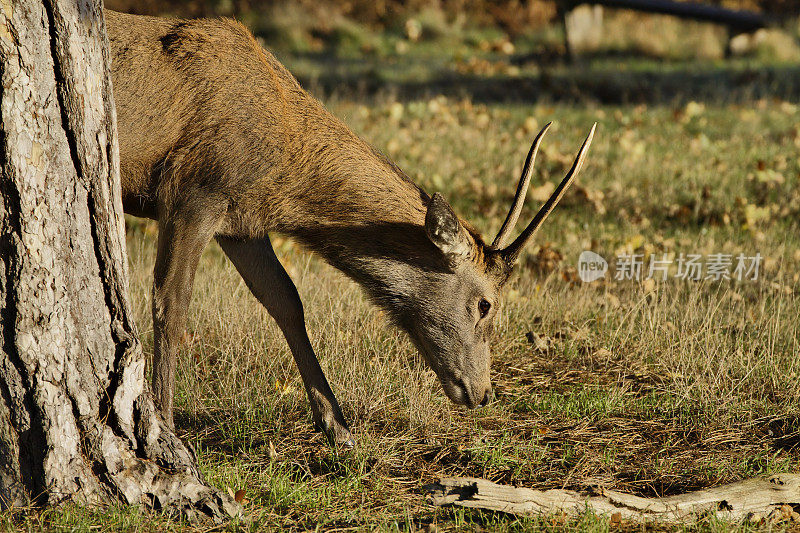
[105,10,595,447]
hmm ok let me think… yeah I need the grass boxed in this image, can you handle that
[86,97,800,530]
[9,16,800,532]
[259,4,800,106]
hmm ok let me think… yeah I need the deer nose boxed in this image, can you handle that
[446,378,492,408]
[479,387,494,407]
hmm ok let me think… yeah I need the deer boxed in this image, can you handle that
[105,9,595,447]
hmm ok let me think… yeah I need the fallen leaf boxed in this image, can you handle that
[569,184,606,214]
[743,204,770,227]
[684,100,705,118]
[594,348,612,358]
[525,331,552,352]
[522,115,539,134]
[527,244,563,275]
[529,182,555,202]
[562,266,580,284]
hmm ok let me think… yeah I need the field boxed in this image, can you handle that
[10,5,800,532]
[43,98,800,531]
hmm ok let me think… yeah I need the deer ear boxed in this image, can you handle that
[425,193,472,263]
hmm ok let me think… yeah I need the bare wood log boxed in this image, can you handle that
[0,0,239,521]
[428,475,800,522]
[562,0,771,32]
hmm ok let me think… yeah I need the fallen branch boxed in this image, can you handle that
[427,475,800,522]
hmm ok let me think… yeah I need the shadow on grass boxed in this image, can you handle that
[297,56,800,105]
[173,409,266,457]
[174,408,373,479]
[764,415,800,451]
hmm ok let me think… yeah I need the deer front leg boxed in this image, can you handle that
[152,201,223,427]
[216,236,354,448]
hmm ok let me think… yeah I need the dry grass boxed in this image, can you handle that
[574,9,729,60]
[1,105,794,531]
[1,4,797,530]
[93,97,800,530]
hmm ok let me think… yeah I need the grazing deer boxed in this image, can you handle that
[105,10,595,447]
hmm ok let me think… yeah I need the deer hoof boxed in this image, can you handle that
[328,426,356,449]
[316,420,355,449]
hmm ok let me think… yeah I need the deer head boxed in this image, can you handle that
[399,123,596,408]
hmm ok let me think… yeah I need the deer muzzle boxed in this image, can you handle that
[442,377,493,409]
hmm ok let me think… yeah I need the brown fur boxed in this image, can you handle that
[109,11,427,232]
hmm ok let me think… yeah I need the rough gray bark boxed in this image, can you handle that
[0,0,239,521]
[429,475,800,523]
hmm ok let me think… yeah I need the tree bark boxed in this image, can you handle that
[0,0,238,521]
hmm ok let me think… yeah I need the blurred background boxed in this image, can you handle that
[105,0,800,104]
[109,2,800,529]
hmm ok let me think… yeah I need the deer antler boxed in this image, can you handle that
[500,123,596,265]
[491,122,552,249]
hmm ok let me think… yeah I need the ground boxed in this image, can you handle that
[5,8,800,532]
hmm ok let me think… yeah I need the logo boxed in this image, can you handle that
[578,251,608,282]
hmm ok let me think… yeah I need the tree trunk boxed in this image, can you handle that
[0,0,238,521]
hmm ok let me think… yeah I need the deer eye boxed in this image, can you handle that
[478,298,491,318]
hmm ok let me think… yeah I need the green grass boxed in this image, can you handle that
[104,96,800,530]
[8,29,800,532]
[268,7,800,106]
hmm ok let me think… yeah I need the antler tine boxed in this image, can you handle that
[491,122,552,249]
[501,123,596,265]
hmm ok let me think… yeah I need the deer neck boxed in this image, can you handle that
[276,130,440,309]
[278,128,429,230]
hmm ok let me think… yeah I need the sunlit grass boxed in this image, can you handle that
[7,71,800,531]
[88,96,800,530]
